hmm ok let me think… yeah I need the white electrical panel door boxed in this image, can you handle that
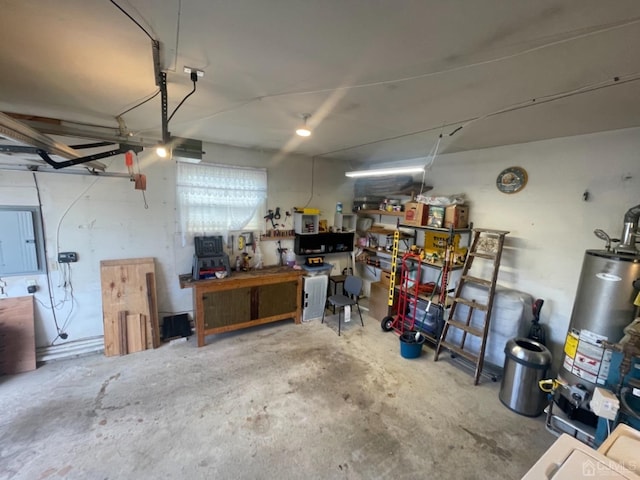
[302,275,328,322]
[0,210,38,275]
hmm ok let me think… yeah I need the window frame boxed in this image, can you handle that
[175,160,268,244]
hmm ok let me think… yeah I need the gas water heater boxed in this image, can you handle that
[559,204,640,404]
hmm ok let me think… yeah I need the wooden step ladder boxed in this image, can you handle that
[434,228,509,385]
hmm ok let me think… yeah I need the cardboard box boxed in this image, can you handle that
[370,281,397,320]
[403,202,429,226]
[380,269,399,288]
[427,205,445,228]
[444,205,469,228]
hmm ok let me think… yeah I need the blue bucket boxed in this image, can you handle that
[399,331,426,359]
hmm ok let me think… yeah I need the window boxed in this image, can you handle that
[0,206,45,276]
[176,161,267,245]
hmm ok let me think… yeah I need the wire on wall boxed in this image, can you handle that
[300,156,316,209]
[55,176,102,255]
[109,0,155,41]
[135,152,149,209]
[32,173,66,344]
[116,89,161,118]
[418,133,442,197]
[40,158,112,343]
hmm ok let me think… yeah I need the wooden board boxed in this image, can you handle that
[126,313,146,354]
[118,310,128,356]
[145,273,160,349]
[100,258,159,356]
[0,296,36,374]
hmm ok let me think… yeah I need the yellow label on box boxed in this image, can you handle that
[564,332,579,358]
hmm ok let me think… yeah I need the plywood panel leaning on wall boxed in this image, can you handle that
[100,258,160,356]
[0,296,36,374]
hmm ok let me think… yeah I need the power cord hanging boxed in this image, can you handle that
[168,73,198,123]
[418,133,442,197]
[109,0,155,42]
[116,89,161,118]
[135,152,149,209]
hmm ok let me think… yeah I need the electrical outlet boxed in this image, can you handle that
[58,252,78,263]
[183,66,205,77]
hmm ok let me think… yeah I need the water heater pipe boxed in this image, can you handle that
[620,203,640,250]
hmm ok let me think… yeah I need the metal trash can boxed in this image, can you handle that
[499,337,552,417]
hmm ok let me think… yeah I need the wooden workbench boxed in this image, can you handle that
[179,266,304,346]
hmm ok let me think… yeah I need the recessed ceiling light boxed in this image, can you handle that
[296,114,312,137]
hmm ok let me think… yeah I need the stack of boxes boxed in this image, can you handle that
[403,202,469,229]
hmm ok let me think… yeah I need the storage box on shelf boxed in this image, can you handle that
[294,212,319,235]
[444,205,469,228]
[334,212,356,232]
[404,202,429,226]
[427,206,445,228]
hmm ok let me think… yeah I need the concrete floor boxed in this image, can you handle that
[1,311,555,479]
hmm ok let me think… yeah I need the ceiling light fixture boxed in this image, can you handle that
[344,166,425,178]
[155,144,169,158]
[295,114,312,137]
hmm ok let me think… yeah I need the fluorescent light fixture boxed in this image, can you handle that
[175,156,201,164]
[295,113,312,137]
[345,166,424,178]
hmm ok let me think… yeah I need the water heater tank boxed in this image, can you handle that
[560,250,640,390]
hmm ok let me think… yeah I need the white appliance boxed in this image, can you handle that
[302,275,328,322]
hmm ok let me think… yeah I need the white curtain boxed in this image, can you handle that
[176,162,267,245]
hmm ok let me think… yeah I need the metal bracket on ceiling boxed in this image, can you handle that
[35,143,143,170]
[160,71,169,144]
[152,39,170,145]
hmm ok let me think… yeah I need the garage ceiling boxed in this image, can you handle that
[1,1,639,165]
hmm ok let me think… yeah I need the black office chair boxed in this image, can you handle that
[322,275,364,336]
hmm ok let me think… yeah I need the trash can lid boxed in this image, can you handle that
[504,337,552,366]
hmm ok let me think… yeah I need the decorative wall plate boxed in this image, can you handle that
[496,166,528,194]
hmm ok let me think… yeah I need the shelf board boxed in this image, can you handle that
[367,226,414,237]
[398,223,471,233]
[359,248,463,271]
[357,209,405,217]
